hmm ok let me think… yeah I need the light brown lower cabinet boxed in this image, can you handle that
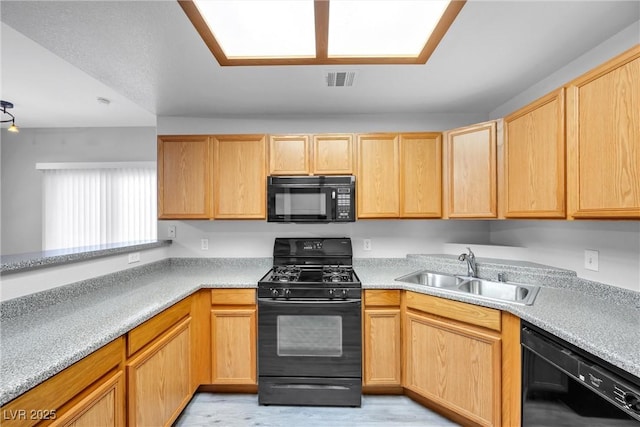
[0,338,124,427]
[363,290,402,392]
[402,292,520,427]
[127,317,192,427]
[50,371,124,427]
[363,310,402,388]
[210,289,257,388]
[404,310,501,427]
[2,289,522,427]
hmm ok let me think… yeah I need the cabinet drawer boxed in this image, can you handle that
[127,297,191,357]
[364,290,401,307]
[211,289,256,305]
[0,338,124,427]
[405,291,501,332]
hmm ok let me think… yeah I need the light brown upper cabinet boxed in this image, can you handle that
[400,133,442,218]
[312,134,355,175]
[357,134,400,218]
[213,135,267,219]
[444,121,498,218]
[269,134,355,175]
[357,133,442,219]
[158,135,213,219]
[504,89,566,218]
[269,135,310,175]
[567,45,640,219]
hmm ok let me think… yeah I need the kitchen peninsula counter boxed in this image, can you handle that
[1,255,638,407]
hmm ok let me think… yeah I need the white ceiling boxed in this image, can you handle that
[1,1,639,128]
[1,24,156,128]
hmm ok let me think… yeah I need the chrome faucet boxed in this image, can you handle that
[458,247,477,278]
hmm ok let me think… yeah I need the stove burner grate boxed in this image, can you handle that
[321,265,354,283]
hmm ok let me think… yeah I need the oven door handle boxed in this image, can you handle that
[258,298,361,305]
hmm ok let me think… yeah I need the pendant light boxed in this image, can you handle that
[1,100,19,133]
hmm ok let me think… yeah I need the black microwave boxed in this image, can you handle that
[267,175,356,223]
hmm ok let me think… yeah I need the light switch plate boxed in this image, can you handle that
[168,225,176,239]
[584,249,599,271]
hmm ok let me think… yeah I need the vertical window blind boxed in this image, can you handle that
[38,163,157,251]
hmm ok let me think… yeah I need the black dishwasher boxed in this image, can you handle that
[521,321,640,426]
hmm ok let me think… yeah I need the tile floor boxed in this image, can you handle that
[173,393,460,427]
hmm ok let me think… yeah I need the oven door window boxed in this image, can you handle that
[270,188,333,221]
[257,299,361,378]
[277,315,342,357]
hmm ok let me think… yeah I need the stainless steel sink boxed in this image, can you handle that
[394,270,465,287]
[395,270,540,305]
[457,279,539,305]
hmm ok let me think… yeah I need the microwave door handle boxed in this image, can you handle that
[330,191,336,219]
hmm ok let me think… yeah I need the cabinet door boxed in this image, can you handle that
[158,135,212,219]
[213,135,267,218]
[445,122,497,218]
[404,311,501,427]
[400,133,442,218]
[504,89,565,218]
[312,134,354,175]
[127,318,191,427]
[211,308,257,385]
[357,134,400,218]
[269,135,310,175]
[363,309,401,387]
[567,46,640,218]
[51,372,124,427]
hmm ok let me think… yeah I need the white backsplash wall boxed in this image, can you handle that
[160,220,491,259]
[489,221,640,292]
[161,219,640,292]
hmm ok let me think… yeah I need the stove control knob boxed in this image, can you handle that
[328,289,335,298]
[624,392,640,414]
[284,289,291,298]
[341,289,349,299]
[270,288,279,298]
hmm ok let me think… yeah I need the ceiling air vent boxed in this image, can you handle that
[326,71,356,87]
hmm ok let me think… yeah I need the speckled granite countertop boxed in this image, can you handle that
[0,240,172,274]
[1,255,638,407]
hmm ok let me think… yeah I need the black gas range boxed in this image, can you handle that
[257,237,362,407]
[258,264,361,300]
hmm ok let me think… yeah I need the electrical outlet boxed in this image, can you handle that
[128,252,141,264]
[201,238,209,250]
[167,225,176,239]
[584,249,599,271]
[363,239,372,251]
